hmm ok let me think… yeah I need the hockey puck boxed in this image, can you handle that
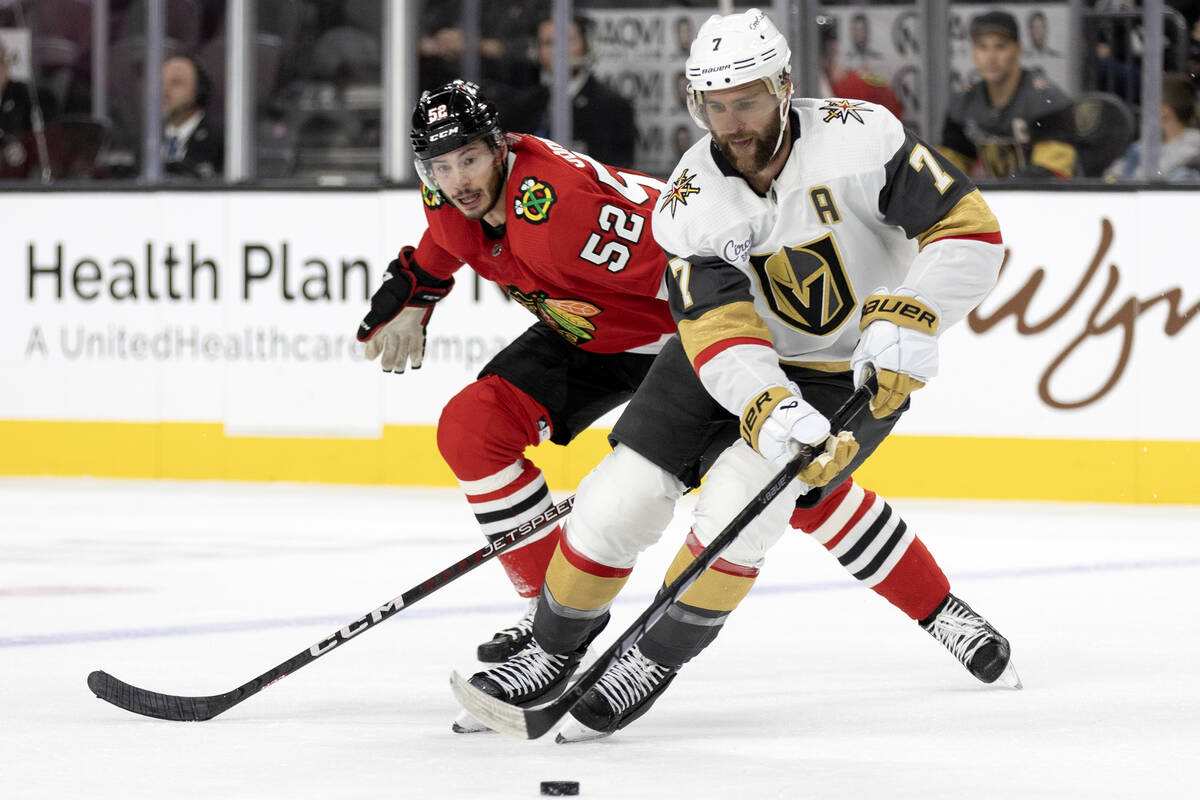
[540,780,580,796]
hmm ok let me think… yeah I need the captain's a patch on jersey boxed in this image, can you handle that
[659,169,701,218]
[513,177,557,224]
[420,183,444,209]
[820,99,873,125]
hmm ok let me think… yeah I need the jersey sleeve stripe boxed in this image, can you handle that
[677,301,774,366]
[692,336,774,372]
[915,189,1002,250]
[938,230,1004,245]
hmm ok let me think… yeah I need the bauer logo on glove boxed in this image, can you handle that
[739,383,858,487]
[852,289,941,418]
[859,294,940,333]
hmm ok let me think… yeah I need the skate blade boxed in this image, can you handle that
[451,709,494,734]
[555,717,610,744]
[996,659,1023,690]
[449,671,531,738]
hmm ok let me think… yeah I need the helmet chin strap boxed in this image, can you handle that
[768,82,794,161]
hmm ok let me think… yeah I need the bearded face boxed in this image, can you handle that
[699,82,788,176]
[712,108,784,174]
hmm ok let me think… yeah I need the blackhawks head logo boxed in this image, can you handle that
[506,287,602,345]
[420,183,444,209]
[513,177,556,224]
[659,169,700,218]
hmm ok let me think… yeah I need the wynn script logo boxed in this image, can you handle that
[968,219,1198,410]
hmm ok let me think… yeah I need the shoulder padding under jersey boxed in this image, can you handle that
[652,100,908,266]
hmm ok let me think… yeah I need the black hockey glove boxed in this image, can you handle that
[357,246,454,373]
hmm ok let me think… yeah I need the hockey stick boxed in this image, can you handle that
[87,495,575,721]
[450,383,874,739]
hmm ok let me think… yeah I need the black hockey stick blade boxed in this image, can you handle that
[87,671,245,721]
[451,382,874,739]
[88,495,575,721]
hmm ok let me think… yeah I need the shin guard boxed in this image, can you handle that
[638,530,759,668]
[536,536,631,654]
[438,375,559,597]
[791,478,949,621]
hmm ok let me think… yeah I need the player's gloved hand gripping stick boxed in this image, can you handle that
[851,289,940,419]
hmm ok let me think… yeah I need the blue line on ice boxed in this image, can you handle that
[3,556,1198,648]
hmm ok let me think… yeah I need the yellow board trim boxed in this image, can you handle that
[1,421,1196,505]
[853,434,1198,505]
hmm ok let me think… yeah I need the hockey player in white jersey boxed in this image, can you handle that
[457,8,1020,743]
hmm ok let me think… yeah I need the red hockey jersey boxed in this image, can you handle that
[413,133,676,354]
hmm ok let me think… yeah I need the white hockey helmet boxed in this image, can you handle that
[685,8,793,131]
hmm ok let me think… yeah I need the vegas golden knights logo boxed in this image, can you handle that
[747,233,855,335]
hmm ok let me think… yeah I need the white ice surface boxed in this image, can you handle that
[2,478,1198,800]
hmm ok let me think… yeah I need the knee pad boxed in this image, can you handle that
[564,444,686,568]
[691,441,803,569]
[437,375,549,481]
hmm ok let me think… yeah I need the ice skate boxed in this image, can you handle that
[476,597,537,663]
[556,644,678,743]
[921,593,1022,688]
[466,639,585,707]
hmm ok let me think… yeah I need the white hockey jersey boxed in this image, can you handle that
[651,98,1004,418]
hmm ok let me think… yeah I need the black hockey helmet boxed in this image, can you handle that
[410,79,504,161]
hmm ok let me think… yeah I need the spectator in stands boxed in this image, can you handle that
[0,37,34,176]
[1104,73,1200,181]
[816,15,904,122]
[161,55,223,180]
[505,15,637,168]
[674,15,696,56]
[1092,26,1141,104]
[940,10,1078,179]
[418,0,544,93]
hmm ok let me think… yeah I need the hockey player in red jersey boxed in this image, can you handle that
[355,80,675,680]
[817,14,905,122]
[454,9,1020,744]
